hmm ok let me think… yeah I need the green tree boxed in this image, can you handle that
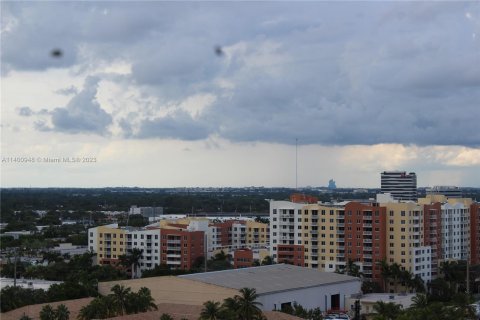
[39,305,56,320]
[411,294,427,309]
[389,263,402,293]
[221,296,241,319]
[343,259,363,278]
[111,284,131,315]
[134,287,158,313]
[261,256,273,266]
[160,314,174,320]
[377,259,391,292]
[55,304,70,320]
[120,248,143,279]
[77,295,116,320]
[235,288,263,320]
[200,300,222,320]
[372,301,402,320]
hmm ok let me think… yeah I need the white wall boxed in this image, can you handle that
[269,200,305,260]
[258,280,361,312]
[411,246,432,283]
[88,226,98,252]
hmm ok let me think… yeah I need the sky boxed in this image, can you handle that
[1,1,479,188]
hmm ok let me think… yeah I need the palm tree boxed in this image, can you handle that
[130,248,144,278]
[78,296,116,320]
[40,305,56,320]
[160,314,174,320]
[372,301,402,320]
[410,293,428,309]
[377,259,391,292]
[389,263,402,293]
[261,256,274,265]
[111,284,132,315]
[55,304,70,320]
[345,259,363,278]
[136,287,158,312]
[200,300,222,320]
[235,288,263,320]
[222,296,241,319]
[120,248,144,279]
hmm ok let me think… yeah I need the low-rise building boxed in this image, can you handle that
[181,264,362,312]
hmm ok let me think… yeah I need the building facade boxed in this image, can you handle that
[381,171,417,201]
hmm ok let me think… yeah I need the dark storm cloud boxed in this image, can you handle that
[3,2,479,145]
[134,110,211,141]
[41,77,112,135]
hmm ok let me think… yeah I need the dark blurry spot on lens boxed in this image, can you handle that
[51,49,63,58]
[214,45,224,57]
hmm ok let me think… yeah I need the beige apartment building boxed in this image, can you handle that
[379,200,433,283]
[301,204,343,272]
[96,225,128,265]
[245,220,269,247]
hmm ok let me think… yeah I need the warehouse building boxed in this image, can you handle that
[180,264,361,312]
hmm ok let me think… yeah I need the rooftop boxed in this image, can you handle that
[180,264,360,295]
[98,276,238,306]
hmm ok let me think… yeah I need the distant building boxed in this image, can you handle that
[51,243,89,256]
[1,231,32,240]
[380,171,417,201]
[426,186,462,198]
[129,206,164,218]
[88,217,269,275]
[328,179,337,190]
[233,248,254,268]
[347,293,416,316]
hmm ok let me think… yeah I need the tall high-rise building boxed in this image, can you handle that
[381,171,417,201]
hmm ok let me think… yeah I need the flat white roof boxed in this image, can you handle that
[180,264,360,295]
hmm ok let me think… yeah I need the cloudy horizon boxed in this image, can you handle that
[1,1,479,188]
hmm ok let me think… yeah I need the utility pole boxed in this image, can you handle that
[204,233,208,273]
[467,252,470,295]
[13,248,18,287]
[295,138,298,190]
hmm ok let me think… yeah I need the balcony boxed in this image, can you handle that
[363,254,372,259]
[363,231,372,236]
[166,260,181,265]
[166,253,182,258]
[337,230,345,235]
[337,223,345,227]
[363,238,372,243]
[167,246,181,251]
[167,240,181,244]
[363,247,372,252]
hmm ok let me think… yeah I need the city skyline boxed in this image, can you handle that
[2,2,479,188]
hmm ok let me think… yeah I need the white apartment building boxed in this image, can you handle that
[269,200,306,260]
[412,246,433,282]
[441,202,470,260]
[230,222,247,250]
[126,228,161,275]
